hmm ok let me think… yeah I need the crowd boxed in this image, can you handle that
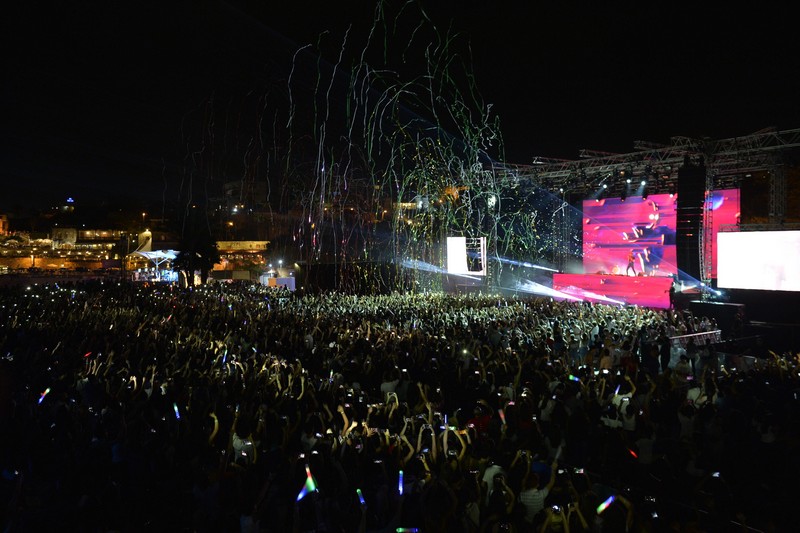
[0,280,798,532]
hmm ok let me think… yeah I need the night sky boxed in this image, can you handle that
[2,1,799,212]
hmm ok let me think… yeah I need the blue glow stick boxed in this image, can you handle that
[296,465,317,501]
[596,495,615,514]
[568,374,580,382]
[357,488,365,506]
[173,402,180,420]
[38,387,51,405]
[398,470,404,495]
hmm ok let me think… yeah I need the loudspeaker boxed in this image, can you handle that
[676,159,705,281]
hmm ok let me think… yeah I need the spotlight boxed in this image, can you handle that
[640,180,647,186]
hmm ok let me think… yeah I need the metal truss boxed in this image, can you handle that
[497,127,800,196]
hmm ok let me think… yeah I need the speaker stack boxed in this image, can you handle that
[676,158,705,282]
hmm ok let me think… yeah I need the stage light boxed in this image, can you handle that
[640,180,647,186]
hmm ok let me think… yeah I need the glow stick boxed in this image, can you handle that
[614,384,621,395]
[38,387,51,405]
[596,495,615,514]
[173,402,180,420]
[357,488,366,506]
[396,529,419,532]
[83,352,92,358]
[628,448,638,459]
[398,470,404,495]
[498,408,506,425]
[568,374,580,382]
[296,465,318,501]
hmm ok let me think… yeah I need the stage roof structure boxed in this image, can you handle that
[133,250,177,270]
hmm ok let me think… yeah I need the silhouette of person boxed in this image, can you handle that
[626,251,637,276]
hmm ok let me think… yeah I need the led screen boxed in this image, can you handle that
[717,231,800,292]
[446,236,486,276]
[583,194,677,277]
[708,189,740,278]
[553,273,673,309]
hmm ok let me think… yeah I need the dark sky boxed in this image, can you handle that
[2,1,799,212]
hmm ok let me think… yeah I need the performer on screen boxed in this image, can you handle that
[626,250,637,276]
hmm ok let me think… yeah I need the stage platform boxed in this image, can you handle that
[552,273,673,308]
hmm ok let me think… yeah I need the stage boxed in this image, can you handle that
[552,273,674,308]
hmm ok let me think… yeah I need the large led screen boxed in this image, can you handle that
[708,189,740,279]
[583,194,677,277]
[717,231,800,292]
[446,236,486,276]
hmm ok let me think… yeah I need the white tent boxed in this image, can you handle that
[133,250,178,270]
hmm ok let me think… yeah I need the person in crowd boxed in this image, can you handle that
[0,280,795,532]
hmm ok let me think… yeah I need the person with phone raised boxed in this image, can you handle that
[519,454,559,527]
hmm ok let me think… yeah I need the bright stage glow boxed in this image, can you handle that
[573,289,626,306]
[400,259,482,280]
[495,256,559,272]
[509,279,583,301]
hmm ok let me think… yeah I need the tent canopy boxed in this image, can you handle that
[133,250,178,268]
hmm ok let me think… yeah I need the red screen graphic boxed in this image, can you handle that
[583,194,678,277]
[708,189,740,279]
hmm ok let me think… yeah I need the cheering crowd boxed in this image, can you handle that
[1,280,798,532]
